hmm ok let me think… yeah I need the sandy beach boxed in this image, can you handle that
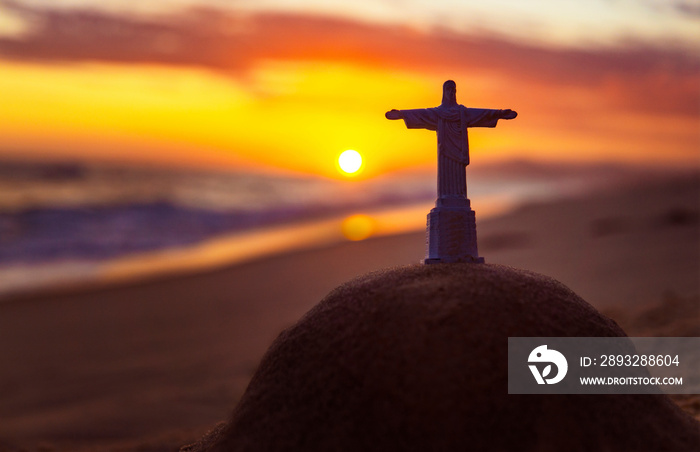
[0,173,697,451]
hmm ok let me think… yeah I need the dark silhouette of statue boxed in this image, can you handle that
[386,80,517,263]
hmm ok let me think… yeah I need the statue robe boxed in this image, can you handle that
[400,105,505,199]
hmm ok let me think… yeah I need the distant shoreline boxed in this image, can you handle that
[1,199,514,300]
[0,166,695,301]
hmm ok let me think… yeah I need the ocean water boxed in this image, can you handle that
[0,159,639,297]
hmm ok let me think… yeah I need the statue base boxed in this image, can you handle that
[424,256,485,265]
[423,197,484,264]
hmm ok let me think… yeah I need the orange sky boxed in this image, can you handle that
[0,4,698,179]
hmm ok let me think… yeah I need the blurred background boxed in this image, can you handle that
[0,0,698,295]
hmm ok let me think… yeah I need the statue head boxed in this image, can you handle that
[442,80,457,106]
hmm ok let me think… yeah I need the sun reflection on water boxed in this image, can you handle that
[341,214,376,241]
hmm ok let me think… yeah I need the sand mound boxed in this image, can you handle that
[185,264,700,452]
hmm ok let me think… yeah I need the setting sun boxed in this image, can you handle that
[338,150,363,175]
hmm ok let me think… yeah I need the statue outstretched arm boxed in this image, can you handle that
[387,108,439,130]
[385,109,403,120]
[462,107,517,128]
[501,109,517,120]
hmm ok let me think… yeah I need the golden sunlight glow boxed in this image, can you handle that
[0,61,444,176]
[0,58,697,175]
[341,214,376,241]
[338,150,363,175]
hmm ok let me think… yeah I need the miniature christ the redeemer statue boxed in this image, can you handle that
[386,80,517,264]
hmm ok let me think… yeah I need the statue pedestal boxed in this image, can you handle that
[424,197,484,264]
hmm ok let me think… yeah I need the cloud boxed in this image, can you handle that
[640,0,700,18]
[0,1,698,117]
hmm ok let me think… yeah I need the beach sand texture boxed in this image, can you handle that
[190,263,699,452]
[0,174,697,451]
